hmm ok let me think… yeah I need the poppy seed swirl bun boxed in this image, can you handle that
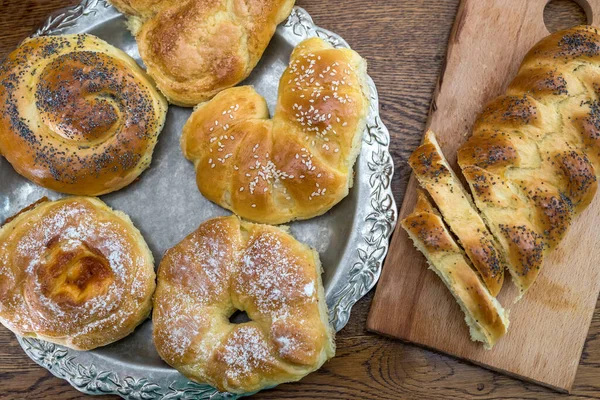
[0,197,156,350]
[0,34,167,196]
[153,215,335,393]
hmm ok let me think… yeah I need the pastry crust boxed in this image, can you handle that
[0,34,167,196]
[457,26,600,294]
[152,215,334,393]
[409,130,505,296]
[109,0,295,106]
[402,190,509,349]
[0,197,156,350]
[181,38,370,224]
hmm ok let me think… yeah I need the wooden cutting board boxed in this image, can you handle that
[367,0,600,393]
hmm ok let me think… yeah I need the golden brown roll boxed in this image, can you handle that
[0,34,167,196]
[457,26,600,294]
[153,215,334,393]
[181,38,370,224]
[109,0,295,106]
[0,197,156,350]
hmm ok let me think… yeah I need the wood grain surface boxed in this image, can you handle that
[0,0,598,399]
[367,0,600,393]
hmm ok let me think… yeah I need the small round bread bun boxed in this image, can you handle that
[181,38,370,224]
[0,197,156,350]
[0,34,167,196]
[153,215,335,394]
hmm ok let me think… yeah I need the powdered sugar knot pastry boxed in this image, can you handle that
[152,215,334,393]
[0,197,155,350]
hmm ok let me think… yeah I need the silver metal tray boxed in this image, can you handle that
[1,1,397,398]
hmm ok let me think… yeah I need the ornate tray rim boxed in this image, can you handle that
[14,1,398,398]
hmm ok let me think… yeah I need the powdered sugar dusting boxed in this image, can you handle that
[0,198,155,346]
[155,298,204,359]
[222,325,275,381]
[303,282,315,297]
[236,231,310,319]
[275,332,303,358]
[163,222,232,305]
[153,217,330,391]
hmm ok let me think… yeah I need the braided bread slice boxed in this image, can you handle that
[458,26,600,294]
[402,190,509,349]
[109,0,295,106]
[181,38,370,224]
[409,131,505,296]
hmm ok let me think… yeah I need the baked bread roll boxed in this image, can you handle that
[181,38,370,224]
[0,34,167,196]
[0,197,155,350]
[409,130,505,296]
[457,26,600,294]
[402,190,509,349]
[109,0,295,106]
[153,215,334,393]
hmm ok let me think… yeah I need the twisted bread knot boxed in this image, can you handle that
[109,0,295,106]
[181,38,370,224]
[0,34,167,196]
[152,215,334,393]
[457,26,600,292]
[0,197,156,350]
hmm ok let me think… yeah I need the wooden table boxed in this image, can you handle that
[0,0,598,398]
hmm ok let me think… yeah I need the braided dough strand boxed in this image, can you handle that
[457,26,600,294]
[181,38,370,224]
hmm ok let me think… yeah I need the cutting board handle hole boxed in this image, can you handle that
[544,0,590,32]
